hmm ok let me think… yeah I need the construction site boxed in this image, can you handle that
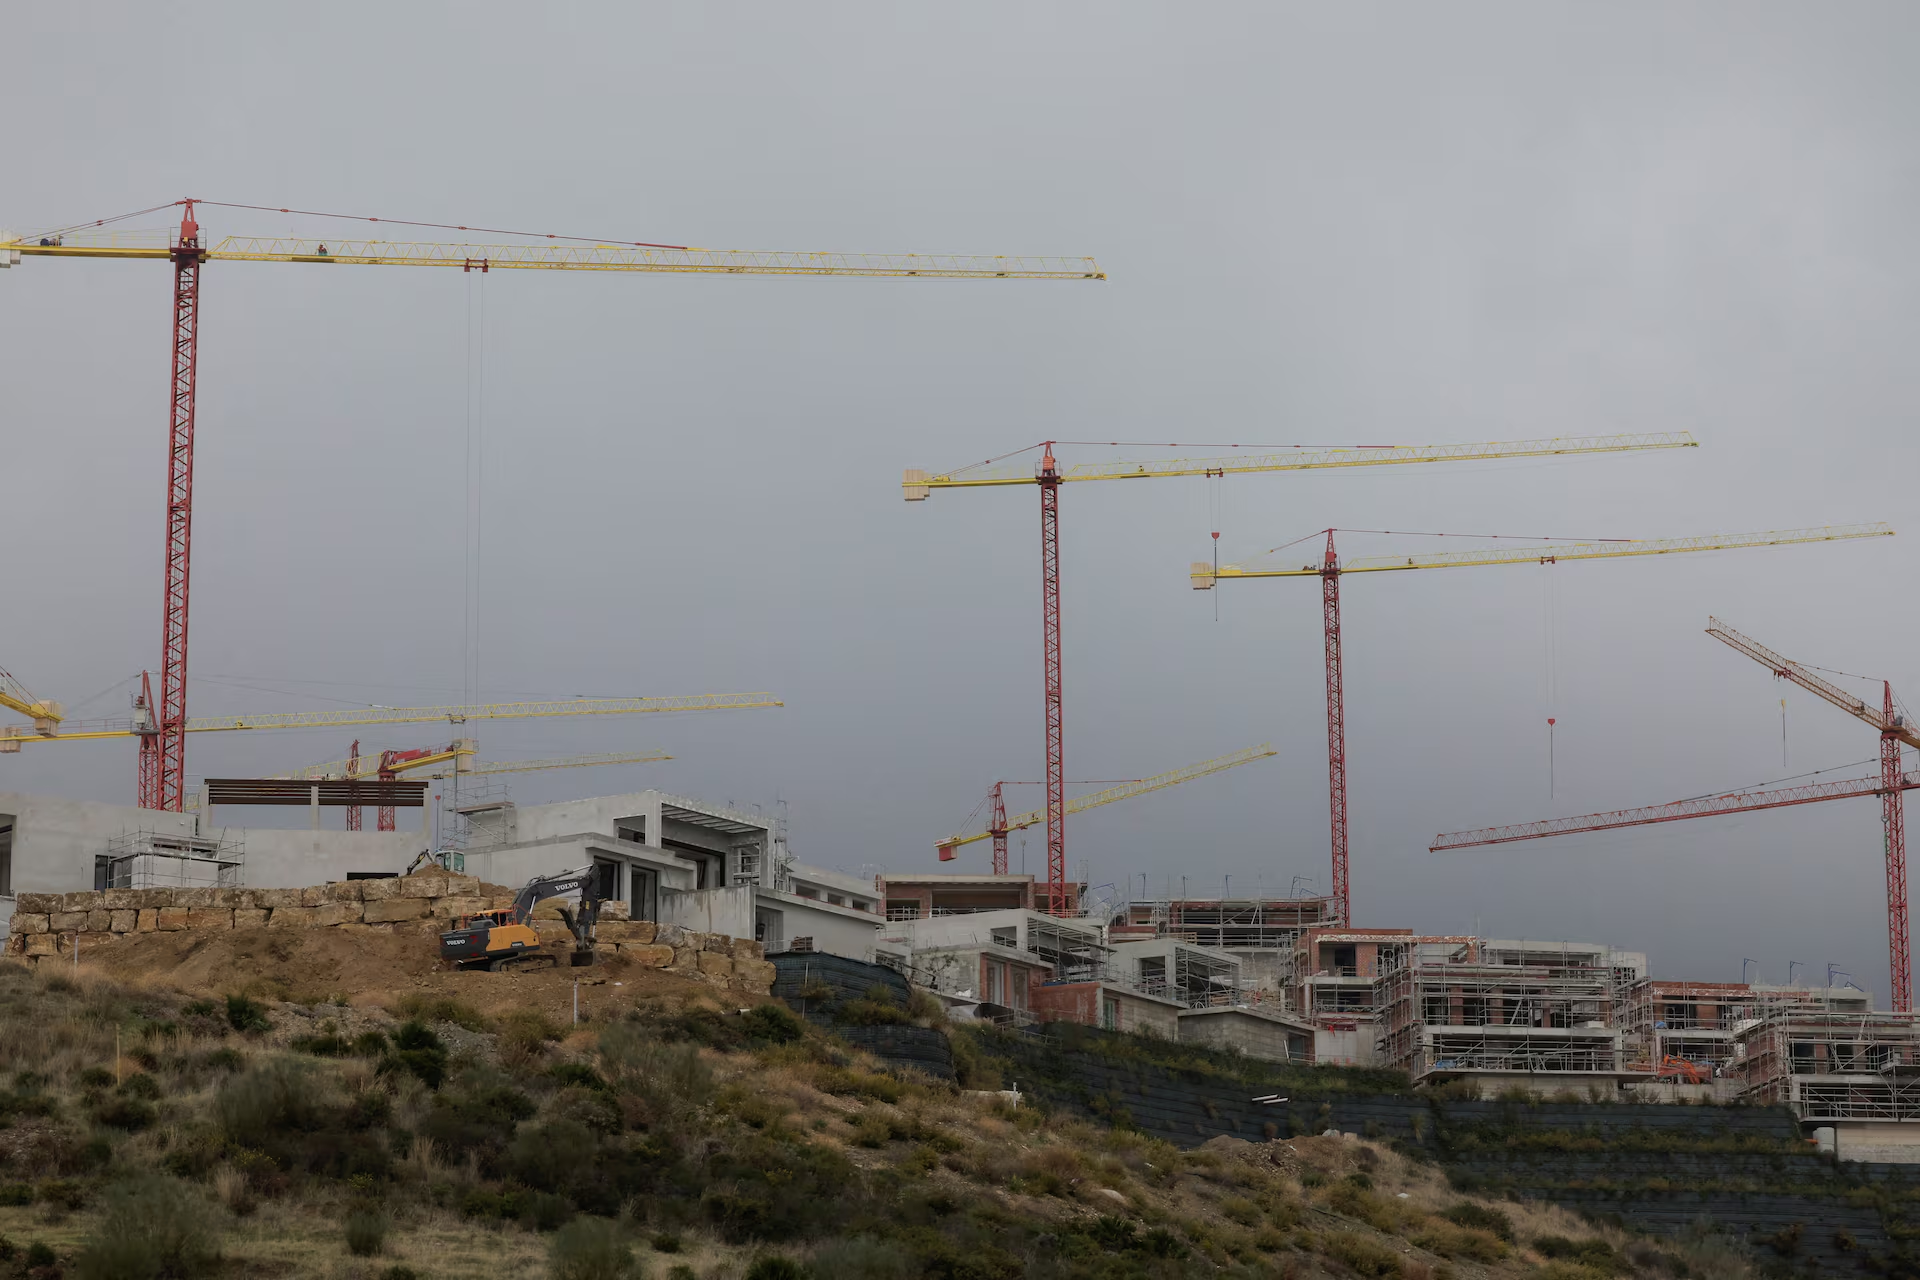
[2,193,1918,1178]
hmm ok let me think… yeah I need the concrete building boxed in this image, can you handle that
[1110,893,1339,1003]
[0,791,422,932]
[455,790,883,959]
[1734,1004,1920,1162]
[877,872,1074,921]
[1,787,883,962]
[1373,937,1646,1093]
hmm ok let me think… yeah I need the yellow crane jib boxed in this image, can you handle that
[0,692,781,745]
[2,234,1106,281]
[906,432,1699,500]
[935,744,1278,853]
[1191,523,1895,589]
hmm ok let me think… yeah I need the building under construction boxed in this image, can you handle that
[1110,893,1339,1000]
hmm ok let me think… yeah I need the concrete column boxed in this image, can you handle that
[310,785,320,831]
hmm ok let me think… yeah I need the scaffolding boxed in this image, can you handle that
[1121,895,1339,949]
[1739,1010,1920,1121]
[1376,939,1625,1079]
[1134,944,1242,1008]
[101,829,244,889]
[443,780,514,852]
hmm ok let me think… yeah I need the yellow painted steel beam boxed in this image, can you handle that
[0,667,61,733]
[1193,523,1895,587]
[906,433,1697,498]
[275,747,673,783]
[0,692,780,745]
[937,743,1277,851]
[4,236,1104,280]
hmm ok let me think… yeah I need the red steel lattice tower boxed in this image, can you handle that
[344,739,363,832]
[1320,530,1351,925]
[139,201,204,811]
[1883,681,1910,1011]
[1038,445,1066,914]
[990,782,1010,876]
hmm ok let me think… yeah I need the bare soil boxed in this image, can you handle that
[77,926,722,1027]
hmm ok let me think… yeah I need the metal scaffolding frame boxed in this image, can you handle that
[1376,939,1625,1078]
[102,828,244,889]
[1739,1010,1920,1120]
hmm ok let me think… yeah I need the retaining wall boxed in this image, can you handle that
[3,871,777,996]
[980,1024,1916,1275]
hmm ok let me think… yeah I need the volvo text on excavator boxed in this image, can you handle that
[439,868,601,972]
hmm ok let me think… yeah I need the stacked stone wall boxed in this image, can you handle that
[4,872,774,996]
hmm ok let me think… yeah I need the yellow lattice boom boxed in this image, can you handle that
[3,235,1104,280]
[0,692,780,746]
[905,433,1698,498]
[275,746,673,782]
[1192,523,1895,587]
[936,744,1277,851]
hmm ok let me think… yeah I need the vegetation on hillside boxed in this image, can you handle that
[0,960,1766,1279]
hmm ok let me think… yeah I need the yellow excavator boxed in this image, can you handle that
[439,868,602,972]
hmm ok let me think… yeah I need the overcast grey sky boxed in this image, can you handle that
[4,4,1916,997]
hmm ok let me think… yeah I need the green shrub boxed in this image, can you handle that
[292,1034,350,1056]
[0,1184,29,1206]
[351,1030,390,1056]
[380,1268,422,1280]
[396,994,490,1032]
[743,1257,806,1280]
[91,1094,157,1131]
[548,1062,610,1091]
[215,1062,323,1147]
[345,1209,389,1257]
[741,1003,807,1044]
[807,1235,913,1278]
[25,1241,54,1268]
[119,1073,163,1100]
[1322,1230,1404,1279]
[650,1231,681,1253]
[547,1217,638,1279]
[77,1065,113,1089]
[74,1175,222,1280]
[38,1180,88,1210]
[1533,1236,1629,1274]
[225,994,272,1033]
[383,1020,449,1088]
[1412,1221,1507,1263]
[1442,1201,1513,1241]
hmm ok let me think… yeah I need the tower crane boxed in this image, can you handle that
[0,667,62,746]
[273,742,673,831]
[1431,616,1917,1012]
[943,776,1143,874]
[935,744,1278,887]
[905,432,1698,914]
[2,200,1100,811]
[1194,523,1893,926]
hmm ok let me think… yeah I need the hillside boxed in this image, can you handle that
[0,954,1761,1280]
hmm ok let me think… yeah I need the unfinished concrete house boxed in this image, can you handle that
[1371,937,1647,1093]
[877,872,1076,921]
[453,790,882,958]
[1731,1002,1920,1160]
[1109,893,1338,1002]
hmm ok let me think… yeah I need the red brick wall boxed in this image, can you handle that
[1030,982,1101,1026]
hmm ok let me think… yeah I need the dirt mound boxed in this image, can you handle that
[81,927,724,1027]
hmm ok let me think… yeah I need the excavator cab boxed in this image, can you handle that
[438,868,601,973]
